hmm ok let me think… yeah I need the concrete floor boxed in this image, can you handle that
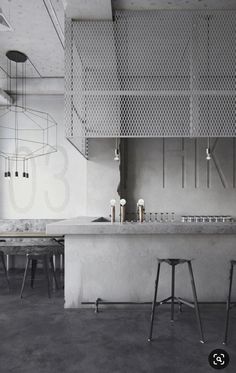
[0,270,236,373]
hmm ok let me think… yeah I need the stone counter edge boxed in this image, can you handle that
[46,218,236,235]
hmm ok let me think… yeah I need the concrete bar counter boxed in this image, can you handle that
[47,217,236,308]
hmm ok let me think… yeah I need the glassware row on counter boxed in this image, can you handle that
[181,215,234,223]
[124,212,175,223]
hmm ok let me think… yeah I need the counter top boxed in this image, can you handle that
[46,217,236,235]
[0,232,63,238]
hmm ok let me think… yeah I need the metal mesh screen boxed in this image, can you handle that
[65,11,236,157]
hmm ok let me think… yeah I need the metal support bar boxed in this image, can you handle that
[148,262,161,342]
[187,261,205,343]
[171,264,175,322]
[177,297,195,309]
[223,262,234,345]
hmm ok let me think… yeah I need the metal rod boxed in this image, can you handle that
[148,262,161,342]
[223,262,234,345]
[177,297,195,309]
[187,261,205,343]
[171,264,175,322]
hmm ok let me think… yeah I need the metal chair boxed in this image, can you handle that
[0,250,10,288]
[0,239,10,288]
[20,250,59,298]
[223,260,236,345]
[148,258,205,343]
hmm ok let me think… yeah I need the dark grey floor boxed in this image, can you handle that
[0,270,236,373]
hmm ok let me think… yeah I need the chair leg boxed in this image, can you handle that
[223,262,234,345]
[30,259,37,289]
[171,264,175,322]
[148,262,161,342]
[20,256,30,298]
[187,261,205,343]
[50,256,59,290]
[60,254,64,289]
[43,256,51,298]
[0,252,10,289]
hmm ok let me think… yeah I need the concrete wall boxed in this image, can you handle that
[0,95,87,219]
[86,139,120,217]
[125,138,236,217]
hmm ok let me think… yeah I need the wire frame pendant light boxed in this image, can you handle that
[0,50,57,179]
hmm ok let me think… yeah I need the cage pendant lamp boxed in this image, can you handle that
[0,50,57,179]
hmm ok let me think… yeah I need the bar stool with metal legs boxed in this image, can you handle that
[148,259,205,343]
[20,251,59,298]
[223,260,236,345]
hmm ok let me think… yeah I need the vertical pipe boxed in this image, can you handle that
[233,138,235,188]
[182,138,185,188]
[195,138,197,188]
[162,138,165,188]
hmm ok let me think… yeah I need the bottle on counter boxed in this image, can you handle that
[137,199,145,223]
[110,199,116,223]
[120,199,126,223]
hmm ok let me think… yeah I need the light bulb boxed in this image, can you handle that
[120,199,126,206]
[137,198,145,206]
[114,149,119,161]
[206,147,211,160]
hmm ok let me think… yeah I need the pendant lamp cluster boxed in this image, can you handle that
[0,50,57,179]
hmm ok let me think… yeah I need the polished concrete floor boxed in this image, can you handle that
[0,270,236,373]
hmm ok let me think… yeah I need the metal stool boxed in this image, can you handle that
[223,260,236,345]
[20,252,59,298]
[148,258,205,343]
[0,250,10,288]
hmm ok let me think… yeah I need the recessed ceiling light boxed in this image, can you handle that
[0,8,13,32]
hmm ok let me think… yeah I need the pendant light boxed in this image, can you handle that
[206,137,211,161]
[0,50,57,179]
[114,138,120,161]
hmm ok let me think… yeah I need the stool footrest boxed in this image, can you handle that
[159,296,172,305]
[177,297,195,309]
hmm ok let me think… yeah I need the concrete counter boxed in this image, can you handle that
[46,216,236,235]
[46,217,236,308]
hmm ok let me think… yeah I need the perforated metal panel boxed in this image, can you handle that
[65,11,236,158]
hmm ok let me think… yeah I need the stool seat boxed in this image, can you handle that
[148,257,205,344]
[158,258,189,266]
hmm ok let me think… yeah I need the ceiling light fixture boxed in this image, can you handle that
[0,50,57,179]
[206,137,211,160]
[114,138,120,161]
